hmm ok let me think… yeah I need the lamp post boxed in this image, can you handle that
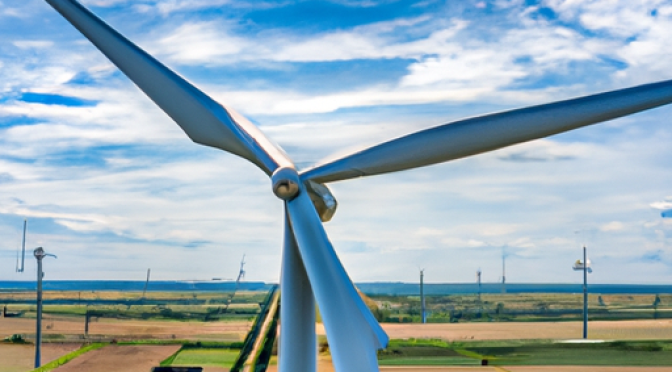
[572,246,592,339]
[34,247,57,368]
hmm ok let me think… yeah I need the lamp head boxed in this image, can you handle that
[33,247,45,260]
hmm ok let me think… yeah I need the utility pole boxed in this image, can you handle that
[420,269,426,324]
[33,247,57,368]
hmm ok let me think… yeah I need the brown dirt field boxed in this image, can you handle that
[52,344,181,372]
[372,320,672,340]
[0,343,81,372]
[0,317,251,341]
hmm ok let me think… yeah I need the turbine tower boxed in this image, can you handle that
[501,248,506,294]
[221,254,246,314]
[16,219,27,273]
[42,1,672,370]
[476,268,482,303]
[237,255,246,284]
[142,268,151,298]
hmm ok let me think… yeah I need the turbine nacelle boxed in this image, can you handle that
[272,167,339,221]
[272,167,300,201]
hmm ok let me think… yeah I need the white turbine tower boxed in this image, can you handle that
[43,1,672,371]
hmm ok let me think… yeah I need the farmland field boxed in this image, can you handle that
[3,290,672,371]
[379,319,672,340]
[50,344,181,372]
[0,343,81,372]
[168,348,239,370]
[0,316,251,342]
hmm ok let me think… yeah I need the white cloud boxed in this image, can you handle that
[651,201,672,210]
[152,22,246,63]
[12,40,54,49]
[0,0,671,283]
[600,221,625,232]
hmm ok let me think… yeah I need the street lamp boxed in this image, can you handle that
[33,247,57,368]
[572,246,592,339]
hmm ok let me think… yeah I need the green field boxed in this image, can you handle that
[369,293,672,323]
[377,338,672,366]
[471,341,672,366]
[379,356,479,366]
[168,348,240,368]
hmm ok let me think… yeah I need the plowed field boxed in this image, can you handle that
[0,316,250,341]
[0,343,81,372]
[51,345,181,372]
[376,320,672,341]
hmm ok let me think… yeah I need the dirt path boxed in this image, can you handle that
[52,345,181,372]
[0,343,81,372]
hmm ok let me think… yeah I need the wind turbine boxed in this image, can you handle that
[501,246,506,294]
[43,1,672,371]
[237,255,246,284]
[221,255,246,314]
[16,219,27,273]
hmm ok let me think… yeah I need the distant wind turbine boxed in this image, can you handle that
[15,219,26,273]
[44,1,672,370]
[221,255,246,314]
[501,247,506,294]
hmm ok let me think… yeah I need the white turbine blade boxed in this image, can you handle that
[279,210,316,372]
[46,0,291,175]
[286,191,388,372]
[301,80,672,183]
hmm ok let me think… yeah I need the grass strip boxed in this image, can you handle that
[379,356,480,366]
[168,348,241,368]
[29,343,106,372]
[160,346,183,366]
[116,339,242,348]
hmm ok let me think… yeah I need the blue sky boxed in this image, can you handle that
[0,0,671,283]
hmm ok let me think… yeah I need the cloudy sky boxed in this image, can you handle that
[0,0,670,284]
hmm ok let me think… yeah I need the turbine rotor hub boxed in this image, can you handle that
[272,167,300,200]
